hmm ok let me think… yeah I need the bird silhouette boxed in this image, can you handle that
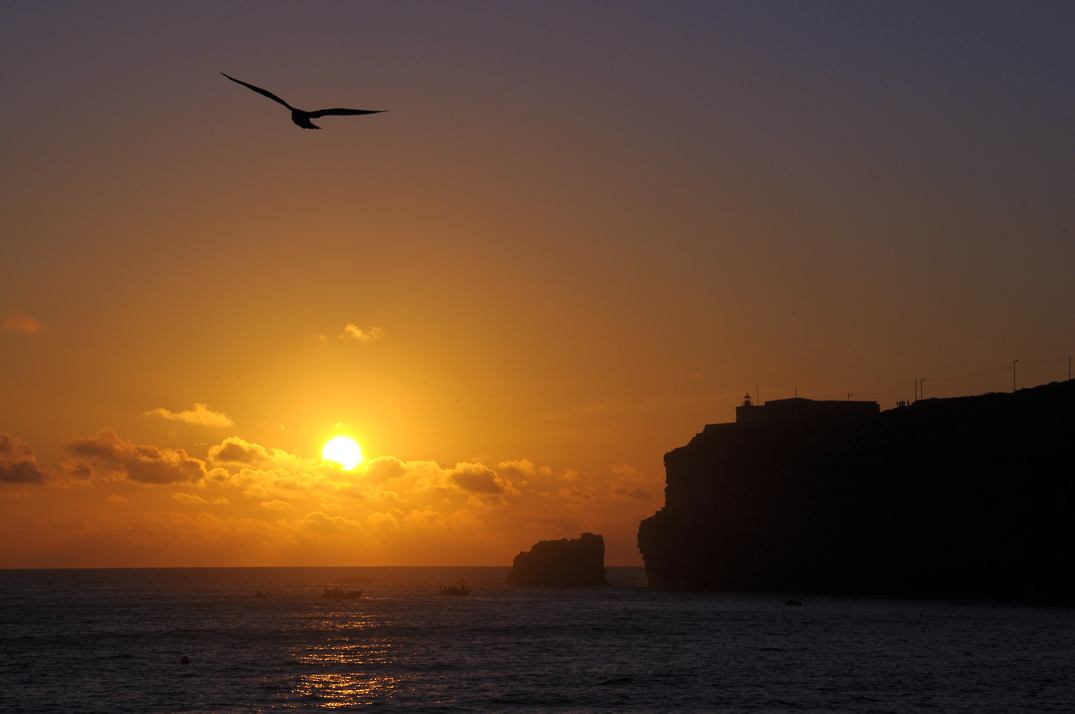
[221,73,385,130]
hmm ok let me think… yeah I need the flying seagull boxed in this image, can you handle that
[221,73,385,130]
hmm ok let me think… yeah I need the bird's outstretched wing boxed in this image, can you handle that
[221,73,294,110]
[307,108,386,118]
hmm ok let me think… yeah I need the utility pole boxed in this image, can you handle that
[914,378,918,401]
[1013,359,1018,392]
[1069,356,1071,381]
[847,393,852,401]
[921,379,925,399]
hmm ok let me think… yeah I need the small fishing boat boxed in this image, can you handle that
[253,591,268,598]
[439,585,471,596]
[322,587,363,599]
[785,598,802,606]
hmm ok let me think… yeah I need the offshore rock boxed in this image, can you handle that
[507,533,609,587]
[638,381,1075,597]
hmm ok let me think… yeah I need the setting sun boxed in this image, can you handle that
[322,436,363,470]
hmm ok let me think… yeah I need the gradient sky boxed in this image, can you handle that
[2,1,1073,567]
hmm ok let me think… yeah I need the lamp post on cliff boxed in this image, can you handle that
[1013,359,1018,392]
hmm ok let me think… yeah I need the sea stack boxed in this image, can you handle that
[507,533,609,587]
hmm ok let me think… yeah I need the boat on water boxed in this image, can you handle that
[439,586,471,596]
[253,591,268,598]
[322,587,363,599]
[785,598,802,606]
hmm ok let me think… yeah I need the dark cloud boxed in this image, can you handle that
[58,460,95,480]
[207,437,268,466]
[0,460,44,484]
[451,464,505,494]
[65,428,206,484]
[0,434,44,484]
[362,457,406,484]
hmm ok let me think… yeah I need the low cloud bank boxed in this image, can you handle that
[5,429,665,566]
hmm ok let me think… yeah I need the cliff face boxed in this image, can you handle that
[507,533,608,587]
[638,381,1075,595]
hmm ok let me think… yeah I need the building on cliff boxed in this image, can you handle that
[637,381,1075,597]
[734,395,879,424]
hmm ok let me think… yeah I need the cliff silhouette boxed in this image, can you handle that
[507,533,609,587]
[638,381,1075,597]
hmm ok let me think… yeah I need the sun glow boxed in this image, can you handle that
[322,436,363,471]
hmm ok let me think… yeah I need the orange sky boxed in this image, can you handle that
[2,2,1073,567]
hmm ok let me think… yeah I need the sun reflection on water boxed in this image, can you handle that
[287,638,400,706]
[292,672,400,708]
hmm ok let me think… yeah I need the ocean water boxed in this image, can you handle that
[0,567,1073,712]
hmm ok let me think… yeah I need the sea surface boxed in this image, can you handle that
[1,567,1073,712]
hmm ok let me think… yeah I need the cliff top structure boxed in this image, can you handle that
[733,395,879,424]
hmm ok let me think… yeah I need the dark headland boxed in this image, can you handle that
[507,533,609,587]
[638,380,1075,598]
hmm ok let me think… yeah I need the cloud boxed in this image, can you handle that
[2,311,45,334]
[362,457,406,484]
[299,511,362,534]
[340,324,384,343]
[370,490,403,504]
[143,403,234,428]
[172,491,228,506]
[45,430,651,564]
[450,463,508,494]
[208,437,269,466]
[105,494,128,503]
[498,459,553,481]
[367,508,449,531]
[558,486,595,501]
[58,460,94,480]
[0,434,44,484]
[65,429,207,484]
[203,433,527,513]
[613,487,653,502]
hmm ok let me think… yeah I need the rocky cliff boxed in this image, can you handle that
[507,533,608,587]
[638,381,1075,596]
